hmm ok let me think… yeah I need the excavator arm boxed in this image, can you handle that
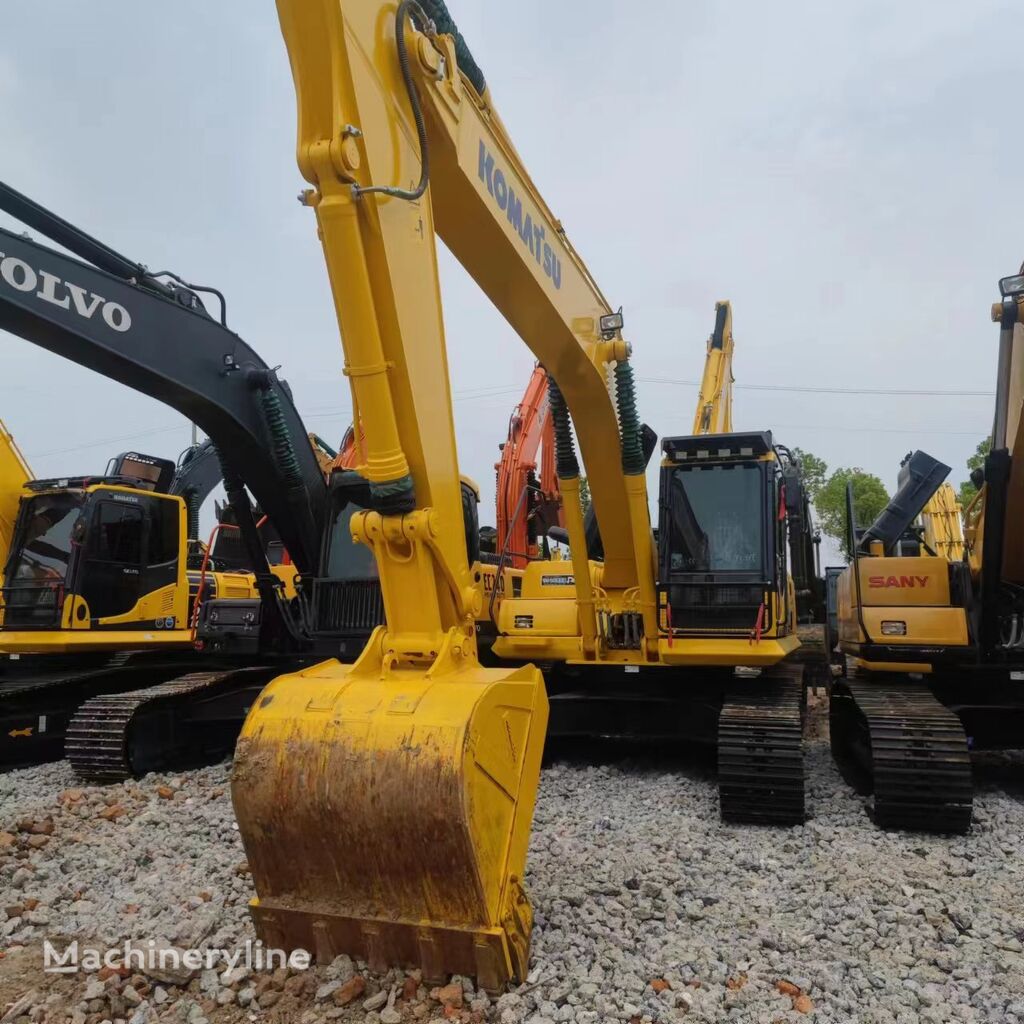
[231,0,660,991]
[170,438,226,544]
[693,300,735,434]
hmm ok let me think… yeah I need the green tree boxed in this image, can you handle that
[791,448,828,502]
[815,468,891,561]
[959,437,991,507]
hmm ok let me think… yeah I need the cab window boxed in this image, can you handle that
[90,502,144,563]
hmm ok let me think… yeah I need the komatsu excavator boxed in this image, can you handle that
[494,365,562,569]
[231,1,819,989]
[495,299,823,820]
[831,268,1024,833]
[2,442,223,651]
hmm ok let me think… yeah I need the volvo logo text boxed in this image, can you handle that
[0,254,132,333]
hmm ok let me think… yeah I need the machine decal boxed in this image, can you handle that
[868,575,930,589]
[540,574,575,586]
[477,142,562,289]
[0,254,132,332]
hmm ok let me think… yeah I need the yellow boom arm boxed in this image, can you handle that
[693,300,735,435]
[232,0,656,990]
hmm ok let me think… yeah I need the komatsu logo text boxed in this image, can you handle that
[0,254,132,333]
[868,575,930,589]
[478,141,562,289]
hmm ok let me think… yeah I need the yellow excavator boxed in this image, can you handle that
[231,0,824,989]
[831,268,1024,834]
[493,298,822,817]
[0,435,296,767]
[1,443,224,652]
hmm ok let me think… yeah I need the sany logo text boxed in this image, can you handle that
[868,575,930,588]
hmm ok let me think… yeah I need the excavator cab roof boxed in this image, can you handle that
[23,451,177,496]
[662,430,774,463]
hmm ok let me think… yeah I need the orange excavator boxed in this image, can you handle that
[494,365,562,569]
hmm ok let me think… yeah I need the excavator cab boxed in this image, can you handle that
[303,469,381,656]
[658,431,787,638]
[1,472,188,644]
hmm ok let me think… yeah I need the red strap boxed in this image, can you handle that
[750,602,766,645]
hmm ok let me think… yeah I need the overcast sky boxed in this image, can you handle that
[1,0,1019,565]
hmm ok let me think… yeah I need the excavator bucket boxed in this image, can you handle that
[231,646,548,992]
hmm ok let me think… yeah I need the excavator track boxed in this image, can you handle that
[66,666,280,781]
[0,654,190,769]
[718,670,805,825]
[830,679,973,834]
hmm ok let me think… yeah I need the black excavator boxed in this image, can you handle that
[0,181,383,777]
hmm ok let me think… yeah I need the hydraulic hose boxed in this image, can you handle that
[613,358,660,654]
[419,0,486,95]
[259,384,303,490]
[186,490,201,542]
[353,0,431,202]
[615,360,645,476]
[548,376,580,480]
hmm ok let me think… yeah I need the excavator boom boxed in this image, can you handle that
[693,300,735,435]
[231,0,667,989]
[0,203,325,576]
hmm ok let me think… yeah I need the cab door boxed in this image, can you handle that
[79,499,145,622]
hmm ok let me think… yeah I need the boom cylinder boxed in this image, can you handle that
[615,360,660,656]
[548,376,599,657]
[313,189,415,512]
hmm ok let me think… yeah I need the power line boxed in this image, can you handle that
[638,377,994,398]
[770,422,984,438]
[31,383,525,460]
[30,424,187,459]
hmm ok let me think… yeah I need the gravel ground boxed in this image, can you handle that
[1,705,1024,1024]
